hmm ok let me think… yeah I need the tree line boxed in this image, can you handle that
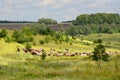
[0,20,35,23]
[73,13,120,25]
[65,23,120,36]
[65,13,120,36]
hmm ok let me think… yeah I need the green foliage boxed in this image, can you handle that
[33,42,36,46]
[5,36,11,43]
[65,23,118,36]
[66,13,120,36]
[41,50,47,60]
[21,27,32,35]
[12,28,34,43]
[36,26,55,35]
[39,40,45,45]
[75,13,120,25]
[25,43,32,49]
[44,36,51,43]
[53,32,64,44]
[107,29,114,34]
[65,24,79,36]
[65,35,70,43]
[38,18,57,24]
[93,39,102,44]
[92,40,109,61]
[0,29,8,38]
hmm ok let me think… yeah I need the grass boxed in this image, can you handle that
[0,31,120,80]
[82,33,120,51]
[0,53,120,80]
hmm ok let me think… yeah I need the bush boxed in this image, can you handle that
[92,43,109,61]
[25,43,32,49]
[33,42,36,46]
[107,29,114,34]
[5,36,11,43]
[65,35,70,43]
[44,36,51,43]
[27,35,34,42]
[12,30,34,43]
[41,50,47,60]
[0,29,7,38]
[39,40,45,45]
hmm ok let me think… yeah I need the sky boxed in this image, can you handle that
[0,0,120,22]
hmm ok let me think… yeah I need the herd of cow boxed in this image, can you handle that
[17,47,118,57]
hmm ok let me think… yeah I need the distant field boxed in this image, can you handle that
[0,23,71,31]
[0,23,28,30]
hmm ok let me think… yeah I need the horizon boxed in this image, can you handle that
[0,0,120,22]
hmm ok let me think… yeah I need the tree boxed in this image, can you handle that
[75,13,120,25]
[41,50,47,60]
[0,29,8,38]
[38,18,57,24]
[54,32,64,44]
[92,39,109,69]
[12,29,34,43]
[65,25,79,36]
[21,27,32,35]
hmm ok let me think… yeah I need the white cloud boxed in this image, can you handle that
[89,3,98,8]
[0,0,119,21]
[89,0,112,8]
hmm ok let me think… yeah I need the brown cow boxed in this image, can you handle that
[17,47,20,52]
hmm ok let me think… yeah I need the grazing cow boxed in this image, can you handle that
[64,52,75,57]
[29,48,43,55]
[47,53,51,56]
[50,48,56,54]
[23,48,28,53]
[17,47,20,52]
[81,53,87,56]
[64,48,69,53]
[30,50,42,55]
[75,52,79,56]
[53,53,63,57]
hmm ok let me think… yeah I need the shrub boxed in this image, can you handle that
[0,29,7,38]
[65,36,70,43]
[107,29,114,34]
[5,36,11,43]
[92,43,109,61]
[44,36,51,43]
[33,42,36,46]
[39,40,45,45]
[41,50,47,60]
[25,43,32,49]
[12,30,34,43]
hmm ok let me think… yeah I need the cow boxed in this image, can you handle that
[23,48,29,53]
[17,47,20,52]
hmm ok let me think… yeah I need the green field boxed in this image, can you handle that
[0,32,120,80]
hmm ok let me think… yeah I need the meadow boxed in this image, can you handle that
[0,31,120,80]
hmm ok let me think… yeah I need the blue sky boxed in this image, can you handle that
[0,0,120,22]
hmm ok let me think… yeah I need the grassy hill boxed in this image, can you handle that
[0,29,120,80]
